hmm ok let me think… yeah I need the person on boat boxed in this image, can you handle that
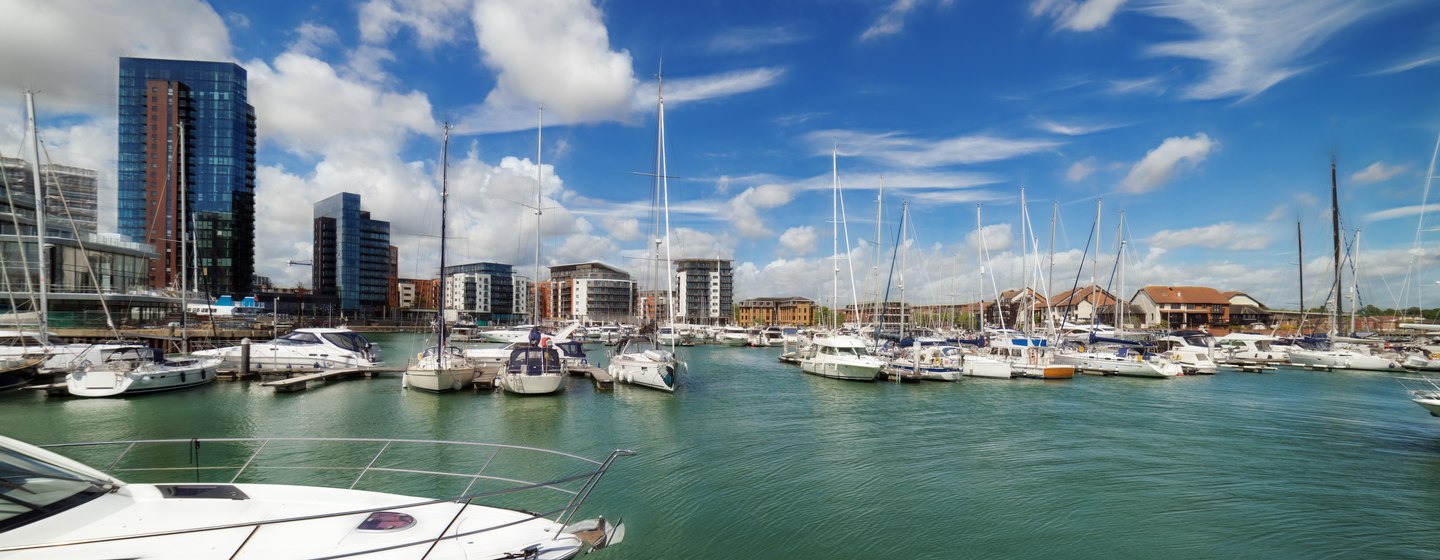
[529,326,542,347]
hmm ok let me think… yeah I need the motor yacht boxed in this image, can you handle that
[799,334,884,381]
[1153,330,1219,374]
[0,435,629,559]
[193,328,383,370]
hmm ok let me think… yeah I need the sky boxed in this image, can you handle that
[3,0,1440,314]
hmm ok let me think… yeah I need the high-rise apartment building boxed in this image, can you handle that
[1,157,99,238]
[549,262,636,323]
[674,258,732,324]
[117,57,256,294]
[441,262,521,324]
[313,193,392,316]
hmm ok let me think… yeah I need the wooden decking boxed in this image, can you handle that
[258,368,397,393]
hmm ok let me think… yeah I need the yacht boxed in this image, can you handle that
[607,337,679,392]
[0,435,629,559]
[65,346,221,397]
[1287,337,1402,371]
[884,344,966,381]
[193,327,383,370]
[1402,346,1440,371]
[986,336,1075,379]
[1396,376,1440,417]
[0,330,134,375]
[0,355,44,392]
[475,324,542,344]
[1153,330,1219,374]
[717,326,751,346]
[1214,333,1289,366]
[799,334,884,381]
[1053,342,1182,378]
[496,345,567,396]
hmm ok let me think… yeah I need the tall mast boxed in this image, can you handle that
[1331,160,1342,336]
[1047,200,1057,334]
[25,90,49,335]
[1297,220,1304,326]
[657,73,676,343]
[1093,198,1101,320]
[438,123,450,350]
[1020,187,1029,332]
[535,106,543,325]
[1351,228,1361,333]
[178,120,188,353]
[872,177,883,325]
[831,147,839,331]
[976,204,983,332]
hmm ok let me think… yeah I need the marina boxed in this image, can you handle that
[5,333,1440,558]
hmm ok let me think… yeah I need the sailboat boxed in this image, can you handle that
[1287,162,1400,372]
[498,109,566,396]
[402,124,478,392]
[799,149,884,381]
[608,74,680,393]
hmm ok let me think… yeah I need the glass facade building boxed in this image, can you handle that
[117,57,256,295]
[313,193,392,316]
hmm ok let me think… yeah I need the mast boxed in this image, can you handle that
[1047,200,1057,334]
[872,177,883,325]
[438,123,451,351]
[1351,228,1361,333]
[1331,160,1342,336]
[976,204,983,332]
[25,90,48,336]
[831,147,839,331]
[535,106,543,325]
[178,120,188,353]
[898,201,908,341]
[1115,211,1126,332]
[1297,220,1304,328]
[1092,198,1100,317]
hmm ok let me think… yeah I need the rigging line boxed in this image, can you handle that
[39,140,119,338]
[0,156,36,327]
[978,209,1007,331]
[839,175,861,325]
[1059,220,1097,329]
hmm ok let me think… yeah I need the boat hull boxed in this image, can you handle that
[402,367,476,392]
[497,373,567,395]
[607,354,676,392]
[800,359,881,381]
[66,359,221,397]
[963,358,1013,379]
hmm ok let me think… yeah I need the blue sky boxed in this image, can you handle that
[4,0,1440,313]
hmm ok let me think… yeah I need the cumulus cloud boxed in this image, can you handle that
[806,129,1062,168]
[725,184,794,239]
[358,0,469,49]
[1065,158,1099,182]
[1120,133,1216,193]
[1139,0,1385,100]
[1030,0,1128,32]
[601,216,642,242]
[1350,161,1408,184]
[1146,222,1270,250]
[779,226,818,256]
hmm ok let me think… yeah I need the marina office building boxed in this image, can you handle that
[117,57,257,295]
[312,193,396,318]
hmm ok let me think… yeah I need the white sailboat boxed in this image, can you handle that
[498,108,566,396]
[608,72,681,393]
[403,124,477,392]
[799,149,883,382]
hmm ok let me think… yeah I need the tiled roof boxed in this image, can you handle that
[1049,285,1117,307]
[1139,285,1230,304]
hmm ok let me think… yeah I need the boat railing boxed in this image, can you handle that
[13,437,634,554]
[1396,376,1440,396]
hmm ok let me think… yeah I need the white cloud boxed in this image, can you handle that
[358,0,469,49]
[1106,76,1167,96]
[1373,52,1440,75]
[636,68,786,108]
[861,0,923,42]
[705,25,808,54]
[806,129,1062,168]
[779,226,818,256]
[1065,158,1098,182]
[0,0,232,116]
[1031,0,1129,32]
[601,216,642,242]
[1362,204,1440,223]
[1146,222,1270,250]
[291,22,341,57]
[1033,118,1121,136]
[1350,161,1408,184]
[1120,133,1216,193]
[966,223,1013,254]
[725,184,794,239]
[1139,0,1384,100]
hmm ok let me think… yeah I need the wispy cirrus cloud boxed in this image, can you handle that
[805,129,1061,168]
[861,0,950,42]
[634,67,786,108]
[1363,204,1440,222]
[1030,0,1129,32]
[1146,222,1270,250]
[1139,0,1388,100]
[1120,133,1216,193]
[1372,52,1440,75]
[704,25,808,54]
[1106,75,1168,96]
[1032,117,1123,136]
[1350,161,1408,184]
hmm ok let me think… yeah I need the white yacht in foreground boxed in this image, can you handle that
[1396,376,1440,417]
[403,345,476,392]
[607,337,679,392]
[193,327,383,370]
[65,346,221,397]
[0,435,629,559]
[799,334,884,381]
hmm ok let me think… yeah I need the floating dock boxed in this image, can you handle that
[258,368,397,393]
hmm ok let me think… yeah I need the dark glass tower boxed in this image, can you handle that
[313,193,392,316]
[117,57,256,295]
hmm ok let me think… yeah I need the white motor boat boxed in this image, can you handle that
[1153,330,1219,374]
[497,345,567,396]
[716,326,751,347]
[799,334,884,381]
[0,330,137,375]
[475,324,542,344]
[1396,376,1440,417]
[64,346,221,397]
[607,337,679,392]
[1287,337,1402,371]
[985,336,1075,379]
[1053,342,1182,378]
[0,435,629,559]
[655,326,684,346]
[1214,333,1289,366]
[1402,346,1440,371]
[402,346,477,392]
[193,328,383,370]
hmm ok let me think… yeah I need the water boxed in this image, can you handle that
[4,332,1439,558]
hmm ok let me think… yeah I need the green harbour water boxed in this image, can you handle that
[3,332,1440,558]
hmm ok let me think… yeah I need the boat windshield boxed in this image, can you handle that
[275,332,321,345]
[0,445,109,533]
[322,332,368,352]
[835,346,868,358]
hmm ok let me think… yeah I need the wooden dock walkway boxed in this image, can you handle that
[259,368,397,393]
[570,365,613,390]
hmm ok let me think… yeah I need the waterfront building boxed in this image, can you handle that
[674,258,732,325]
[638,290,672,323]
[117,57,257,294]
[1222,291,1272,327]
[844,301,906,326]
[1,157,99,238]
[441,262,522,325]
[1131,286,1230,329]
[549,262,637,324]
[1048,285,1119,324]
[737,297,815,326]
[312,193,392,317]
[397,278,438,312]
[514,276,533,322]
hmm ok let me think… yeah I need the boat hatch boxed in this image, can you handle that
[357,511,416,532]
[157,485,249,500]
